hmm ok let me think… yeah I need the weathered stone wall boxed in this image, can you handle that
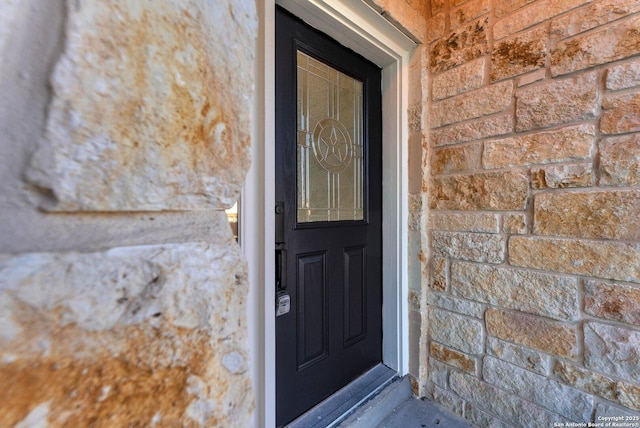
[0,0,256,426]
[421,0,640,426]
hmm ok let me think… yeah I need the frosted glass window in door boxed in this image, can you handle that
[297,50,364,223]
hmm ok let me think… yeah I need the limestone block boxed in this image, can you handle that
[491,26,547,81]
[431,385,467,418]
[431,231,505,264]
[494,0,536,19]
[432,58,486,101]
[585,322,640,383]
[552,0,640,40]
[26,0,257,211]
[429,256,448,291]
[431,0,446,15]
[600,133,640,186]
[430,342,477,373]
[551,15,640,76]
[531,163,593,189]
[452,261,580,320]
[502,212,527,234]
[601,92,640,135]
[428,307,484,354]
[425,13,446,43]
[450,371,562,426]
[483,124,595,169]
[0,240,252,427]
[427,357,449,389]
[450,0,490,30]
[430,212,499,233]
[585,280,640,326]
[487,337,551,376]
[515,72,598,131]
[430,170,529,211]
[607,59,640,91]
[510,236,640,283]
[533,189,640,240]
[431,142,482,174]
[553,360,640,410]
[427,293,485,318]
[431,114,513,147]
[493,0,589,40]
[483,356,593,421]
[0,0,23,80]
[430,17,489,73]
[431,81,512,128]
[486,308,578,359]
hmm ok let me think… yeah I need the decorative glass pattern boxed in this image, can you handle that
[297,51,364,222]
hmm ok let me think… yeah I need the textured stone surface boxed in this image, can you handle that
[494,0,536,18]
[426,13,446,43]
[487,337,551,375]
[430,342,476,373]
[531,163,593,189]
[450,0,490,29]
[601,92,640,135]
[431,143,482,174]
[486,308,578,358]
[516,68,546,86]
[502,213,527,234]
[533,190,640,240]
[0,241,252,426]
[430,17,489,73]
[510,236,640,284]
[483,124,595,169]
[464,406,513,428]
[551,15,640,76]
[554,360,640,410]
[428,293,485,318]
[551,0,640,40]
[585,322,640,382]
[483,356,593,421]
[430,170,529,211]
[493,0,589,40]
[600,134,640,186]
[430,257,448,291]
[429,308,484,354]
[607,59,640,91]
[491,26,547,81]
[430,212,499,233]
[431,81,512,128]
[432,58,486,100]
[431,114,513,147]
[432,231,505,264]
[585,280,640,326]
[427,357,449,389]
[26,0,257,211]
[515,72,598,131]
[450,372,561,426]
[452,262,580,320]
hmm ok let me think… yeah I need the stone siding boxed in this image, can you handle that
[420,0,640,426]
[0,0,256,426]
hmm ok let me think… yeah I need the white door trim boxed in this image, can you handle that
[247,2,415,426]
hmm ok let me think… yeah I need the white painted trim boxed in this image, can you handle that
[248,1,415,426]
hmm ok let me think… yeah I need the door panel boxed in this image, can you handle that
[275,7,382,426]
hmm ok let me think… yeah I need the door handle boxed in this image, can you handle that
[275,247,287,291]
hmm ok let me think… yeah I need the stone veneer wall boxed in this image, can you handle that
[0,0,256,426]
[420,0,640,426]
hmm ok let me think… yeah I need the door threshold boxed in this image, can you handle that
[286,364,397,428]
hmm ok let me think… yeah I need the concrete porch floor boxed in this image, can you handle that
[337,375,472,428]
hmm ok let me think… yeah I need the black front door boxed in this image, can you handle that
[275,7,383,426]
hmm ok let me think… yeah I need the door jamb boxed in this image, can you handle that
[247,1,415,426]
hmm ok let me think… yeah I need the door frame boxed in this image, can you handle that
[246,1,416,426]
